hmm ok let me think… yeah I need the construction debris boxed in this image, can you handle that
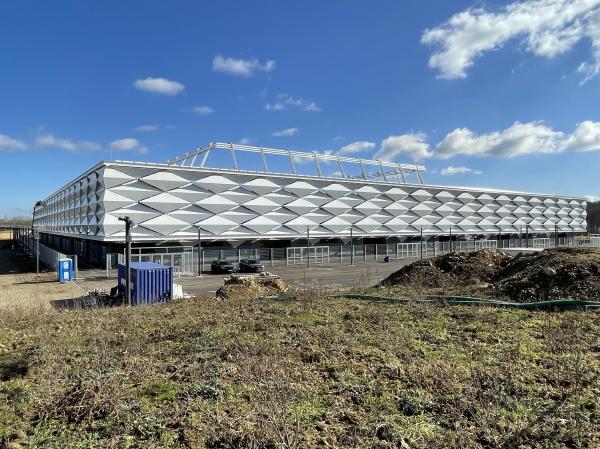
[216,272,289,300]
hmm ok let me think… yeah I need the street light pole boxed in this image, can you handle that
[197,227,202,277]
[350,226,354,266]
[118,216,133,307]
[306,225,310,269]
[32,200,43,275]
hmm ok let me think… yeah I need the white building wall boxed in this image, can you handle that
[33,162,588,241]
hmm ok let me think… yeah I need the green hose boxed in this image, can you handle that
[327,293,600,311]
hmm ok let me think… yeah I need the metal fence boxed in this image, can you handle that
[286,246,330,265]
[20,234,68,273]
[104,235,600,278]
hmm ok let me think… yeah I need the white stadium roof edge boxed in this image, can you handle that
[32,142,588,242]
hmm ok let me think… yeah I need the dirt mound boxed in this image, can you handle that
[489,247,600,301]
[381,247,600,302]
[380,250,511,289]
[216,273,289,300]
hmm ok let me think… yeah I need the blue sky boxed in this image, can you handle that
[1,0,600,216]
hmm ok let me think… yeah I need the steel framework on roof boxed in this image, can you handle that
[167,142,426,185]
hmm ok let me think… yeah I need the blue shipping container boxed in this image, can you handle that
[118,262,173,306]
[57,258,73,283]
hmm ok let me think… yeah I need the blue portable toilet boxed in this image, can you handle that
[118,262,173,306]
[57,258,73,283]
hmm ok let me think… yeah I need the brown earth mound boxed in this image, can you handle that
[381,247,600,302]
[380,250,511,289]
[489,247,600,301]
[216,273,289,300]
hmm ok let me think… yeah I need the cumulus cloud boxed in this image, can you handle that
[435,121,600,158]
[0,134,26,150]
[266,94,322,112]
[109,138,148,155]
[238,137,252,145]
[212,55,275,77]
[193,105,215,115]
[375,133,433,162]
[35,134,101,152]
[272,127,300,137]
[133,77,185,95]
[422,0,600,82]
[441,166,482,176]
[337,141,376,155]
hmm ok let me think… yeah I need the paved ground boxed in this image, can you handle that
[0,231,416,303]
[0,239,83,312]
[74,258,414,297]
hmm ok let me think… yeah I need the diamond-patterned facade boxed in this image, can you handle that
[32,163,588,241]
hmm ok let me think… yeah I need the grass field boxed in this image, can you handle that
[1,296,599,449]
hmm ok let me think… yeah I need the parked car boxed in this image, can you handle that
[211,259,235,274]
[238,259,265,273]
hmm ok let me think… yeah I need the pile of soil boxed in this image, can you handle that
[380,250,511,289]
[380,247,600,302]
[216,273,289,300]
[489,247,600,301]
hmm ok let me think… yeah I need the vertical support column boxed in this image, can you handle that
[420,227,423,261]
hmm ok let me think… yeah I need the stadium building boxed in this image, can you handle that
[32,142,587,265]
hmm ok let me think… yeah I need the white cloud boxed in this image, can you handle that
[272,127,300,137]
[193,105,215,115]
[133,77,185,95]
[212,55,275,77]
[338,141,376,155]
[585,194,600,202]
[422,0,600,82]
[435,120,600,158]
[35,134,101,152]
[441,166,482,176]
[0,134,26,151]
[134,125,159,132]
[109,138,148,155]
[266,94,322,112]
[238,137,252,145]
[375,133,433,162]
[563,120,600,151]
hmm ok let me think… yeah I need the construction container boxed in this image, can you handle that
[57,258,73,283]
[118,262,173,306]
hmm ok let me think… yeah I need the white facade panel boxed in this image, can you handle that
[33,161,588,242]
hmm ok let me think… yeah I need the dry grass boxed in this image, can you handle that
[0,296,599,449]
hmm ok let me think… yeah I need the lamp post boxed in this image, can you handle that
[350,226,354,266]
[118,216,133,307]
[420,226,424,260]
[32,200,44,274]
[197,227,202,277]
[306,226,311,269]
